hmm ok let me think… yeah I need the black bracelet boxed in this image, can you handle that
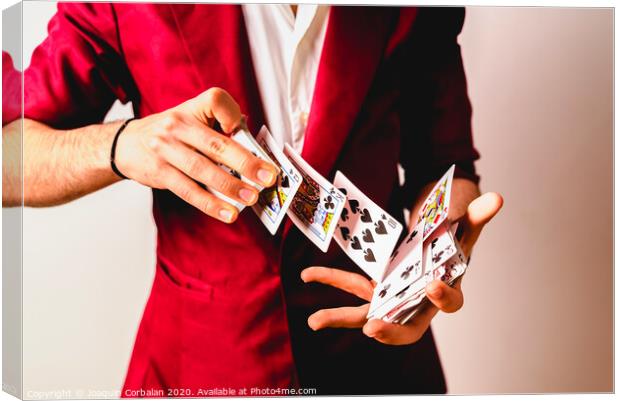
[110,118,136,180]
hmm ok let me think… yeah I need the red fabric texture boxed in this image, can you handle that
[2,3,481,395]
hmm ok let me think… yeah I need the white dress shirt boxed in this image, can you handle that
[242,4,329,152]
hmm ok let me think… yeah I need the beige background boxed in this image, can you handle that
[13,3,613,396]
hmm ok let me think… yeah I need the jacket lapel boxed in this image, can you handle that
[300,6,395,177]
[168,4,266,133]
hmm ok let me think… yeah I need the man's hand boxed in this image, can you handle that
[3,88,278,219]
[300,192,503,345]
[115,88,278,223]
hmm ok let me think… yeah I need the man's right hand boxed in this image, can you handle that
[114,88,278,223]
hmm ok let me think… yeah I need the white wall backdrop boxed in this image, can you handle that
[15,3,612,395]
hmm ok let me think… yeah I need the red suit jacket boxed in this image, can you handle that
[3,3,480,395]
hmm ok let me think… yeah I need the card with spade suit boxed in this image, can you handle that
[332,171,403,282]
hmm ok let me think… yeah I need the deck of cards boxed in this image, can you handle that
[365,165,471,324]
[213,125,470,325]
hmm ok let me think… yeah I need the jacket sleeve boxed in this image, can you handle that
[2,2,135,128]
[398,7,480,207]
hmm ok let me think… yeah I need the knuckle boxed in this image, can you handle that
[204,87,226,104]
[176,186,193,203]
[206,135,229,158]
[214,173,234,194]
[147,136,163,152]
[160,112,180,134]
[236,154,255,175]
[197,195,214,215]
[185,156,204,178]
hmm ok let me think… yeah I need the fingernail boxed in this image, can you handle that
[257,168,275,186]
[219,208,234,222]
[239,188,257,204]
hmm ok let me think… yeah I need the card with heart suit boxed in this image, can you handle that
[208,129,276,212]
[417,165,455,241]
[332,171,403,282]
[252,127,303,235]
[283,144,346,253]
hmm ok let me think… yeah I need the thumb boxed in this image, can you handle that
[182,87,243,134]
[458,192,503,257]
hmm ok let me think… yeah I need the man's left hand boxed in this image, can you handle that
[300,192,503,346]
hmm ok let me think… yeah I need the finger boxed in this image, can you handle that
[458,192,503,257]
[301,266,374,302]
[161,165,238,223]
[154,139,259,206]
[175,125,278,188]
[186,87,243,133]
[307,304,369,330]
[425,279,464,313]
[363,305,438,345]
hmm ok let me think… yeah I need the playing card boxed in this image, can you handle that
[367,280,421,321]
[366,234,424,317]
[382,220,425,281]
[252,126,303,235]
[207,128,276,212]
[397,239,469,325]
[332,171,403,282]
[429,222,457,269]
[417,165,455,241]
[385,267,447,324]
[283,143,346,253]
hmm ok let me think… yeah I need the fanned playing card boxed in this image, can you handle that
[430,222,457,269]
[252,127,303,234]
[366,231,424,317]
[333,171,403,282]
[283,144,346,253]
[417,165,455,241]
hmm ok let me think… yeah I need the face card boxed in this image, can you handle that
[283,143,346,253]
[416,165,455,241]
[332,171,403,282]
[251,127,303,234]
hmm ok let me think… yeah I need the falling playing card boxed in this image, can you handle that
[417,165,455,241]
[333,171,403,282]
[252,126,303,235]
[283,144,346,253]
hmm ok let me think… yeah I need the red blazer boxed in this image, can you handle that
[3,3,480,395]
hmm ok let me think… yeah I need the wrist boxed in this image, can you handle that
[110,118,136,180]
